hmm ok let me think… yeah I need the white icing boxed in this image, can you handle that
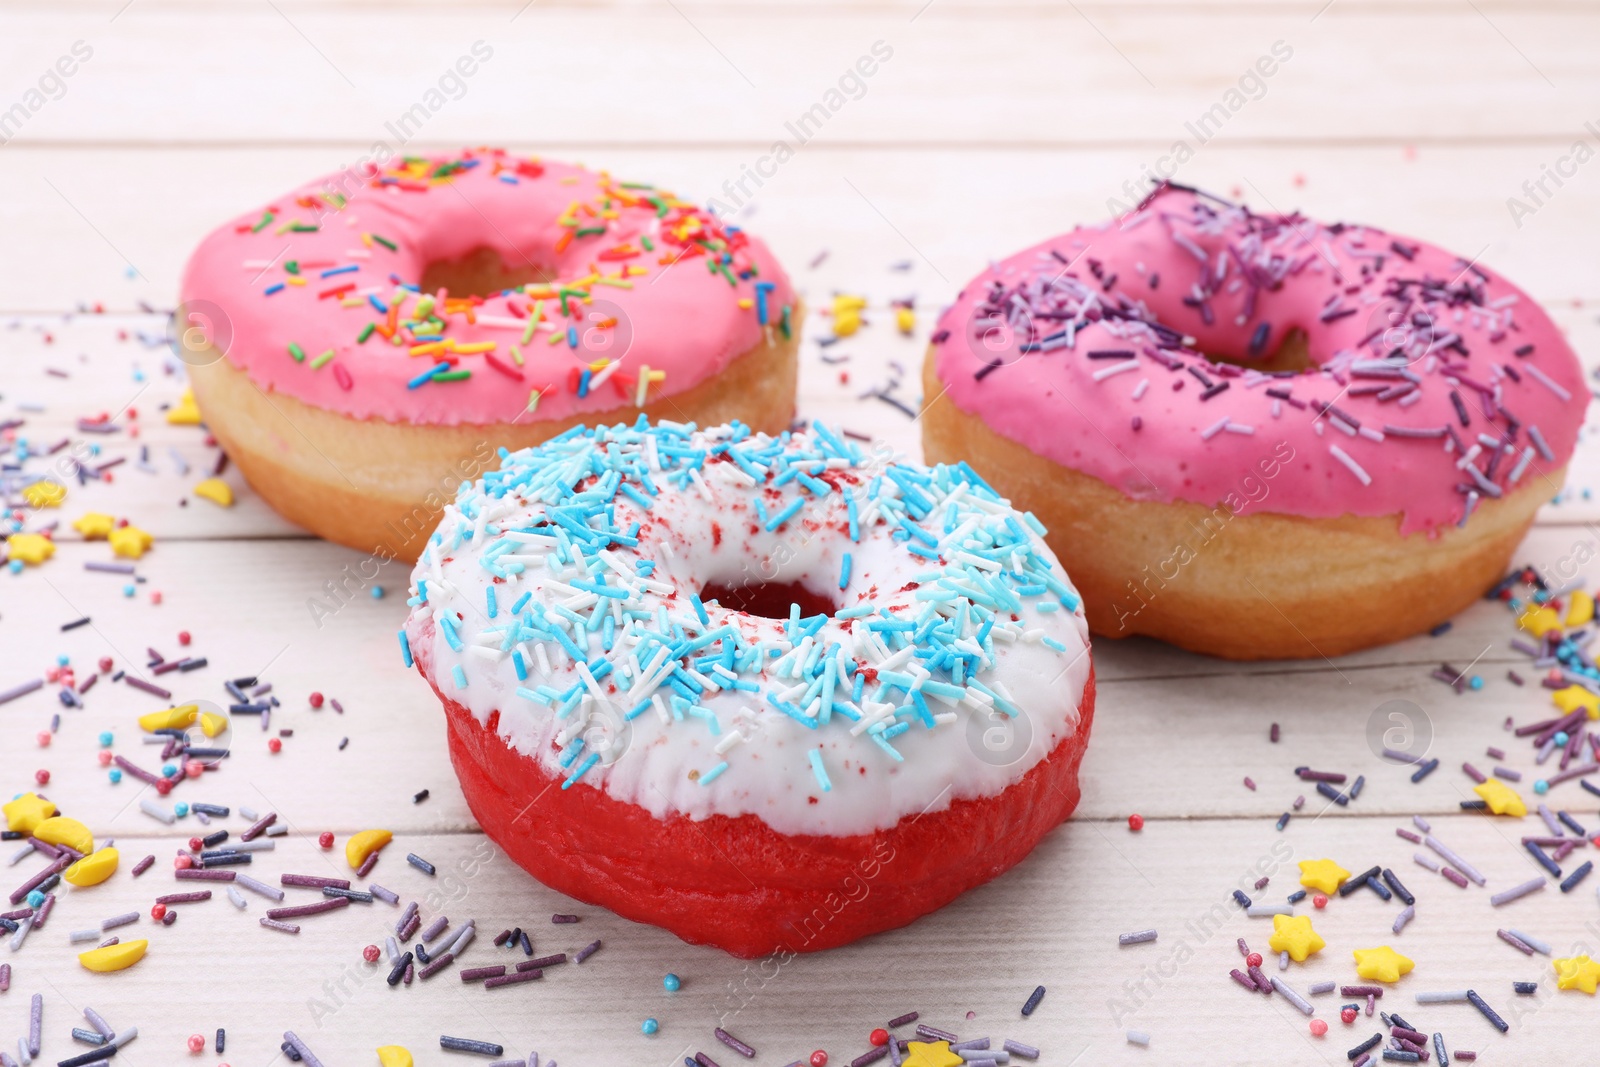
[404,423,1091,837]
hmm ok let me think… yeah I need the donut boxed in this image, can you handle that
[401,419,1094,957]
[179,148,799,560]
[922,184,1585,660]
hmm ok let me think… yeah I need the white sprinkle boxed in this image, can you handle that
[1222,422,1255,435]
[1200,417,1230,441]
[138,798,175,825]
[1528,424,1555,462]
[1328,445,1371,486]
[1509,446,1536,483]
[1125,1030,1152,1047]
[1131,377,1150,400]
[1524,363,1572,401]
[1489,878,1545,907]
[1415,991,1472,1004]
[1091,358,1141,382]
[1246,904,1293,917]
[1270,977,1314,1015]
[1508,928,1552,955]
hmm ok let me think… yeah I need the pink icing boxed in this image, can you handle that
[180,149,795,427]
[931,185,1585,536]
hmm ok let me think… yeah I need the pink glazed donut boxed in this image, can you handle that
[922,183,1585,659]
[179,148,799,560]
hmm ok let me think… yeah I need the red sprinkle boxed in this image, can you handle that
[318,832,335,850]
[1127,813,1144,832]
[267,738,282,754]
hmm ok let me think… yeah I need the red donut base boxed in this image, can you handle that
[427,660,1095,958]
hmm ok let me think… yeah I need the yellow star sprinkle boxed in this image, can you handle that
[1554,954,1600,994]
[1474,778,1527,817]
[1518,604,1563,638]
[22,481,65,508]
[1567,590,1596,628]
[376,1048,413,1067]
[1552,684,1600,721]
[193,478,234,507]
[1352,946,1414,983]
[167,388,203,425]
[1268,913,1326,962]
[3,792,58,835]
[1298,858,1352,895]
[108,525,154,559]
[6,533,55,565]
[72,512,117,539]
[899,1042,963,1067]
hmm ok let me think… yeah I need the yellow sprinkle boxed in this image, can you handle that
[1473,777,1527,817]
[2,793,57,834]
[79,940,148,973]
[286,276,308,287]
[138,705,200,732]
[193,478,234,508]
[635,364,651,408]
[1298,858,1351,895]
[1518,605,1563,638]
[22,481,66,508]
[526,389,542,413]
[376,1046,414,1067]
[1554,954,1600,994]
[1552,684,1599,720]
[34,816,94,855]
[72,512,116,539]
[166,389,203,425]
[1267,913,1325,962]
[895,306,916,335]
[6,533,56,565]
[64,847,119,887]
[199,711,230,738]
[108,525,154,559]
[1567,591,1595,628]
[450,342,496,355]
[737,298,754,310]
[1352,945,1413,983]
[345,829,394,870]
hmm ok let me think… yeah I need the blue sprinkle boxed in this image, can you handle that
[398,630,413,667]
[452,665,467,690]
[839,552,852,590]
[698,761,729,786]
[765,496,805,532]
[807,748,832,792]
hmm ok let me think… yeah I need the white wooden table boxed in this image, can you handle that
[3,2,1600,1064]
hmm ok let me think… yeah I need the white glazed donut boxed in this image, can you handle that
[401,418,1096,956]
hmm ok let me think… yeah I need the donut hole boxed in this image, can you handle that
[418,246,556,299]
[1199,326,1315,374]
[699,579,837,620]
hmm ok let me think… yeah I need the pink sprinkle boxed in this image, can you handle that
[1244,777,1257,791]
